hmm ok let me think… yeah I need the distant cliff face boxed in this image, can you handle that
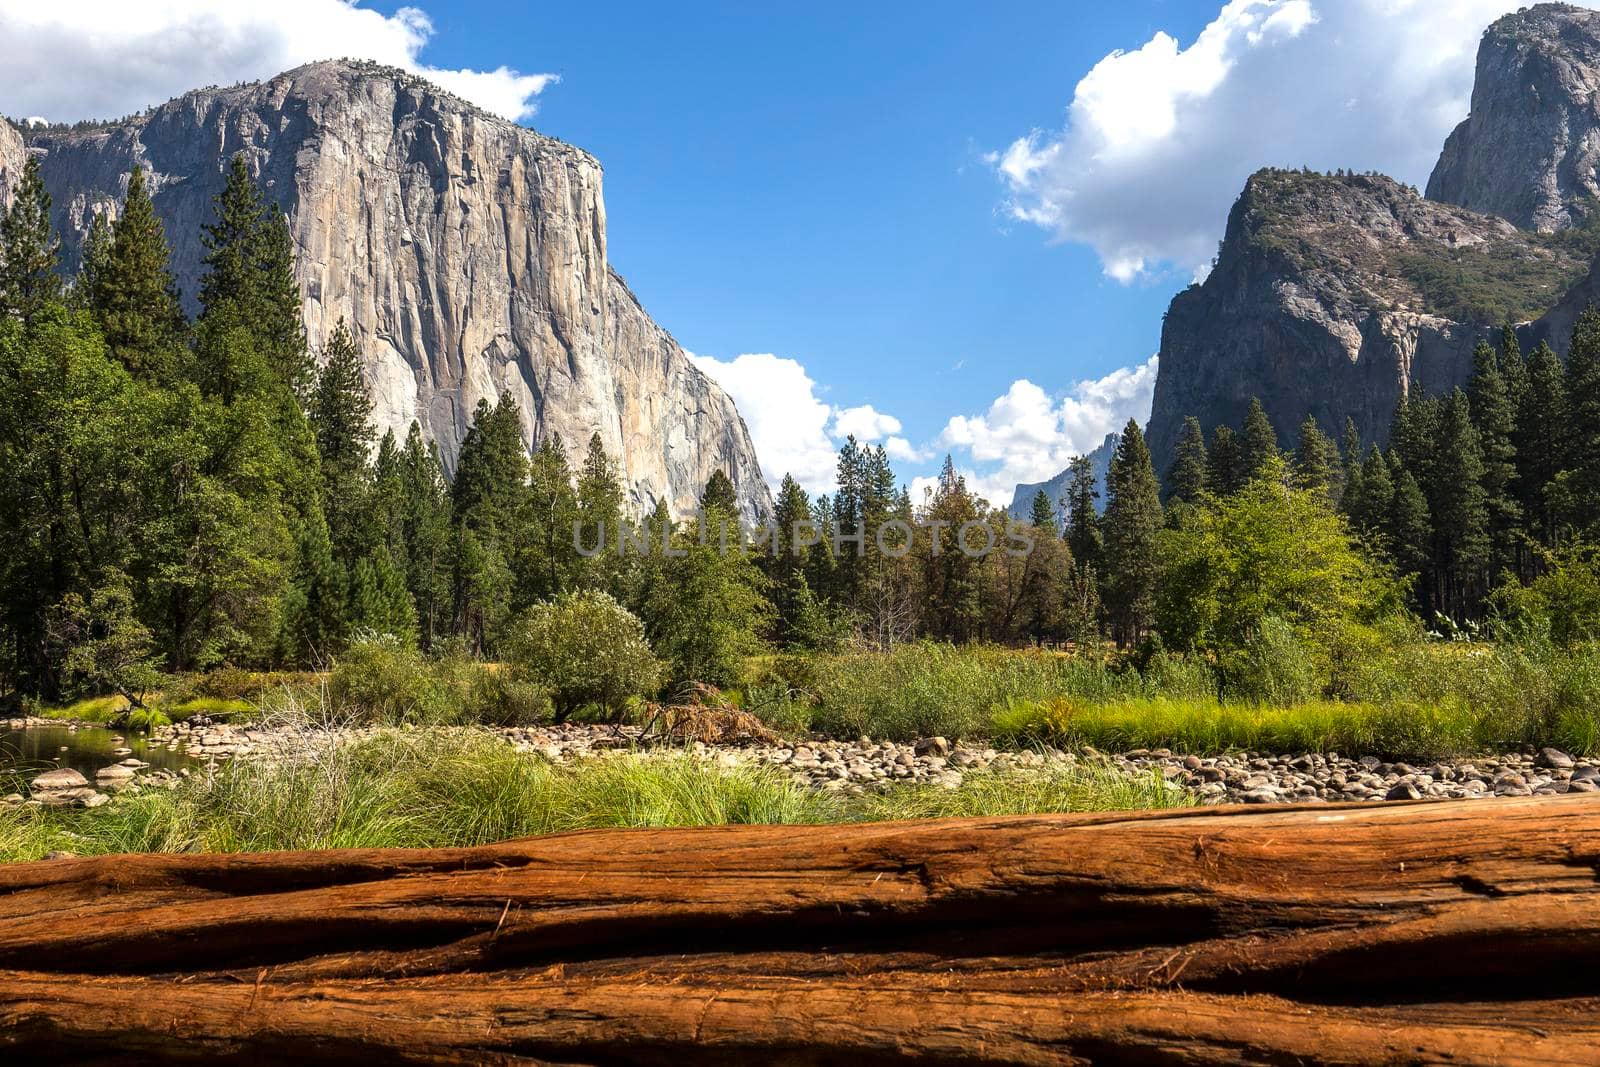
[1428,3,1600,232]
[1005,433,1115,521]
[16,62,769,519]
[1144,168,1594,471]
[0,118,25,204]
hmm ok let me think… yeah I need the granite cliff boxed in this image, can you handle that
[1144,167,1598,469]
[1140,2,1600,476]
[1428,3,1600,232]
[4,61,769,519]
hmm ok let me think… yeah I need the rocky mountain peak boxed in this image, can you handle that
[10,62,769,519]
[1427,2,1600,231]
[1144,164,1598,473]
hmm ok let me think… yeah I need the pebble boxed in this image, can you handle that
[7,716,1600,809]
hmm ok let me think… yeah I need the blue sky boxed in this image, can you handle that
[0,0,1551,502]
[394,0,1201,499]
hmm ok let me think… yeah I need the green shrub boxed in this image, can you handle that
[507,590,661,720]
[1221,615,1320,705]
[327,632,549,726]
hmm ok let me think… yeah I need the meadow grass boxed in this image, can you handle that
[749,640,1600,758]
[0,729,1186,862]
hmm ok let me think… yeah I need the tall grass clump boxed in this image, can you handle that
[789,643,1216,741]
[0,729,1198,862]
[859,764,1190,821]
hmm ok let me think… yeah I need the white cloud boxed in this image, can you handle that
[831,404,901,442]
[690,352,919,497]
[884,436,930,463]
[992,0,1556,281]
[0,1,558,123]
[937,357,1158,506]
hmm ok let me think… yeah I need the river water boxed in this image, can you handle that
[0,725,197,784]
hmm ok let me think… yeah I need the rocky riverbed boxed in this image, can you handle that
[5,716,1598,808]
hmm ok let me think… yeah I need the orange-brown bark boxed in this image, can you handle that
[1,795,1597,1063]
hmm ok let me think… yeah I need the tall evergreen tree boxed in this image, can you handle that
[1207,424,1244,496]
[1564,307,1600,530]
[1355,445,1393,535]
[0,156,61,322]
[1063,455,1102,573]
[1429,389,1490,618]
[1292,414,1340,501]
[1166,416,1209,505]
[700,469,739,517]
[1387,457,1431,595]
[1101,420,1163,645]
[306,319,375,567]
[87,165,185,378]
[1028,488,1058,533]
[1517,341,1568,546]
[395,422,451,648]
[517,433,578,607]
[1239,397,1280,482]
[1467,340,1521,579]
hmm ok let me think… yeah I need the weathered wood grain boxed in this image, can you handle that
[1,794,1597,1063]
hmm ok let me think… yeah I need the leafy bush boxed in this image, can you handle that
[1155,467,1406,700]
[506,590,661,720]
[1490,546,1600,647]
[328,632,549,726]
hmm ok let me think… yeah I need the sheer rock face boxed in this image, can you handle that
[1145,169,1592,471]
[1428,3,1600,233]
[16,62,769,519]
[0,118,25,205]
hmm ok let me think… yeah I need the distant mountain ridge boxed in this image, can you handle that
[1014,2,1600,501]
[1005,434,1116,522]
[0,60,769,519]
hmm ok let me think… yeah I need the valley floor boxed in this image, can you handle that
[4,713,1595,864]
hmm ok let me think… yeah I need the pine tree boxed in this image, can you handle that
[1063,455,1102,573]
[349,546,418,646]
[701,469,739,517]
[1166,416,1209,505]
[1339,419,1365,520]
[396,422,451,648]
[1565,307,1600,531]
[0,155,61,322]
[1028,488,1057,533]
[1430,389,1490,618]
[307,319,375,568]
[1207,424,1244,496]
[451,398,528,648]
[1517,341,1568,546]
[1387,457,1431,595]
[1292,414,1339,501]
[918,455,984,641]
[517,433,578,606]
[1498,324,1527,413]
[197,155,311,396]
[1356,445,1393,535]
[768,474,819,644]
[88,165,185,378]
[1467,340,1521,581]
[1240,397,1280,482]
[72,210,113,311]
[1101,419,1163,645]
[282,507,345,661]
[575,432,624,589]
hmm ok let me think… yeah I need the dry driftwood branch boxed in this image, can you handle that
[1,794,1598,1064]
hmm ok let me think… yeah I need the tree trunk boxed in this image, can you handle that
[1,795,1598,1063]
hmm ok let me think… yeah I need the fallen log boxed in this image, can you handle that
[0,794,1597,1064]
